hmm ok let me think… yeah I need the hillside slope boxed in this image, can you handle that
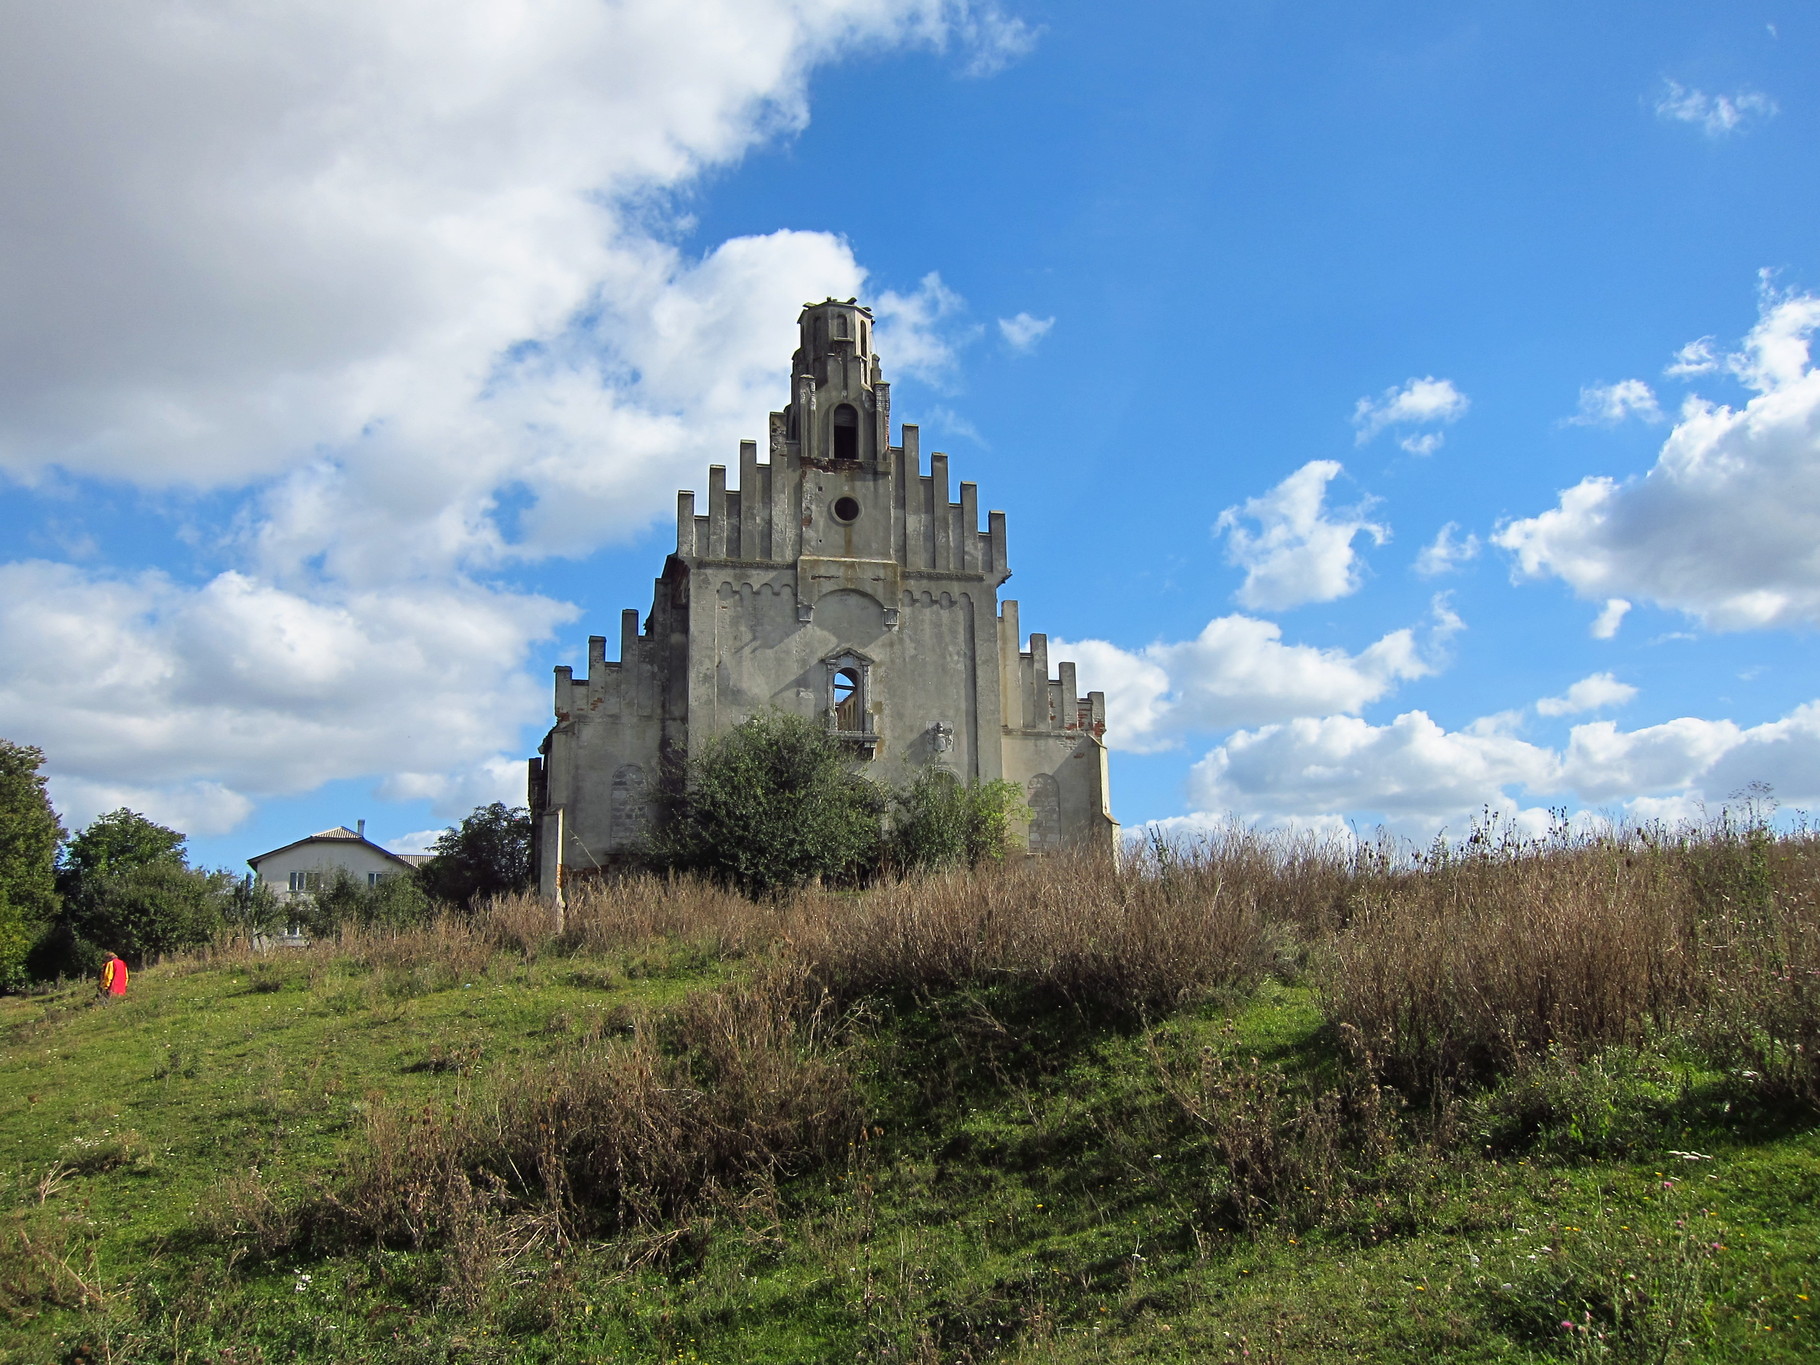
[3,841,1819,1363]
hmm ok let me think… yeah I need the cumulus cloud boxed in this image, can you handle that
[1352,376,1469,449]
[1591,598,1632,639]
[1535,672,1638,717]
[0,1,998,500]
[1569,379,1662,426]
[1414,522,1480,577]
[1054,596,1458,755]
[1215,461,1389,611]
[0,560,571,833]
[997,312,1054,352]
[1655,81,1778,137]
[0,0,1010,832]
[1185,698,1820,832]
[1497,286,1820,631]
[874,271,978,383]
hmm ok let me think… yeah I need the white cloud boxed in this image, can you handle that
[387,829,449,856]
[0,0,998,501]
[997,312,1054,352]
[873,271,978,384]
[1591,598,1632,639]
[1414,522,1480,577]
[1665,336,1720,377]
[1215,461,1388,610]
[1654,81,1778,137]
[1569,379,1662,426]
[1352,376,1470,445]
[1497,286,1820,631]
[1184,698,1820,833]
[1398,432,1446,456]
[1055,596,1457,755]
[0,0,1011,832]
[947,2,1040,76]
[50,778,256,843]
[1190,710,1558,826]
[1536,672,1638,717]
[0,559,572,834]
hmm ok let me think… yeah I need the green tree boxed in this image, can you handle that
[419,803,532,910]
[67,863,231,964]
[0,740,64,991]
[653,711,884,899]
[301,867,433,935]
[59,807,186,891]
[48,808,224,972]
[888,765,1028,874]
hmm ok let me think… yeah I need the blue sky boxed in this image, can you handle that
[1,0,1816,870]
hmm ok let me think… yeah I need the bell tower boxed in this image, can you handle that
[527,297,1119,896]
[787,298,886,468]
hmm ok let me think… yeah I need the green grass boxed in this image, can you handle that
[2,939,1817,1364]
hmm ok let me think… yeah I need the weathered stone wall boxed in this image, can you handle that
[530,298,1117,896]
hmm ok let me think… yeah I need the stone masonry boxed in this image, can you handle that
[527,298,1117,895]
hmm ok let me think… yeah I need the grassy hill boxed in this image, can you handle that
[2,826,1818,1363]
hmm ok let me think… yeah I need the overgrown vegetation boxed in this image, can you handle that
[652,712,1028,897]
[417,802,534,910]
[650,711,886,897]
[0,741,62,990]
[2,812,1817,1361]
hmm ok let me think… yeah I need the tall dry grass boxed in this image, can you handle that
[780,848,1297,1015]
[294,818,1817,1103]
[1318,821,1820,1097]
[299,964,853,1276]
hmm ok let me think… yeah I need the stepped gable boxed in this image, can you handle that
[527,298,1117,893]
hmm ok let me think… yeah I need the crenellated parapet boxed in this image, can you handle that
[530,296,1118,894]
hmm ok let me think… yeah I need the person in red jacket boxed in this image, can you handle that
[98,952,128,998]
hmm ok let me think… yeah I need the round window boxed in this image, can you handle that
[831,496,861,524]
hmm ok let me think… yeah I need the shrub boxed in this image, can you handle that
[887,765,1026,872]
[652,711,884,899]
[299,867,434,935]
[789,848,1284,1017]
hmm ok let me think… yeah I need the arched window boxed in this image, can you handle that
[832,313,849,338]
[831,404,859,462]
[834,668,862,732]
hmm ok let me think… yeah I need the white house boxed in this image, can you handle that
[248,822,429,901]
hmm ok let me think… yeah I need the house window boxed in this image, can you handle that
[367,872,384,887]
[831,404,859,461]
[288,871,323,893]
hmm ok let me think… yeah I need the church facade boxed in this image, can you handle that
[527,298,1117,895]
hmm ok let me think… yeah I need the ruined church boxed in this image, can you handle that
[527,299,1116,894]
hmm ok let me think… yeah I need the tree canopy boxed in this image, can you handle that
[0,740,64,990]
[652,711,885,899]
[48,807,223,972]
[419,802,533,910]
